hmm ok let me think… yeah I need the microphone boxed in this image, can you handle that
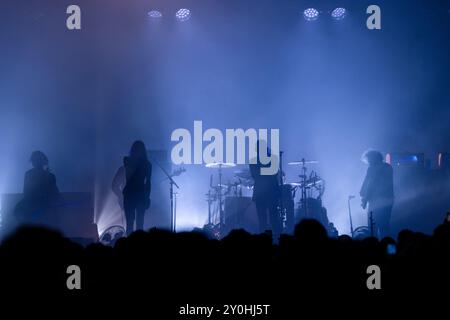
[348,195,356,200]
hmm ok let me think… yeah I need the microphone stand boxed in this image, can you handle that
[348,195,355,237]
[151,157,180,233]
[168,172,180,233]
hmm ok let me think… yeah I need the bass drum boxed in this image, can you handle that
[352,226,370,240]
[223,197,259,234]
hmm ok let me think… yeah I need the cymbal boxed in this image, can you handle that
[288,160,319,165]
[305,179,323,187]
[240,183,254,189]
[205,162,236,168]
[213,183,228,188]
[286,182,302,187]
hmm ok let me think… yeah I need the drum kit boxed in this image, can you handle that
[287,159,326,223]
[205,162,237,229]
[205,162,258,236]
[203,156,331,237]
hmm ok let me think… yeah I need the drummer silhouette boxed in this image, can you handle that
[249,140,281,235]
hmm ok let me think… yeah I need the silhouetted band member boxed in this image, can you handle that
[122,141,152,235]
[15,151,59,224]
[360,150,394,238]
[250,141,281,235]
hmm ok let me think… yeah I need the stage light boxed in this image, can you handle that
[438,152,450,169]
[175,8,191,22]
[148,10,162,19]
[303,8,319,21]
[99,225,125,245]
[331,7,347,20]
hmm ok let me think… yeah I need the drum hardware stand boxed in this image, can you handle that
[218,164,224,226]
[279,151,285,228]
[205,162,236,236]
[206,189,213,225]
[300,159,308,217]
[238,182,243,197]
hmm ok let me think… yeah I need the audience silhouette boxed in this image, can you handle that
[1,216,449,298]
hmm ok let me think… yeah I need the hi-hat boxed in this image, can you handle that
[288,160,319,165]
[205,162,236,168]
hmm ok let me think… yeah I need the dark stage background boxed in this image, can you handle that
[0,0,449,236]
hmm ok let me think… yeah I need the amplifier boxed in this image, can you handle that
[385,152,425,168]
[0,192,97,241]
